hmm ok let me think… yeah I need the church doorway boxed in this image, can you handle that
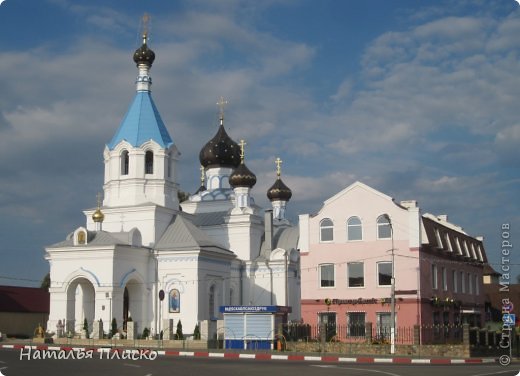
[65,277,95,335]
[122,278,144,330]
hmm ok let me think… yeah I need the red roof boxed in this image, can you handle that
[0,285,50,313]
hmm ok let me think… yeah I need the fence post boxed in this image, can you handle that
[462,323,470,347]
[319,323,326,353]
[413,325,420,345]
[365,322,372,344]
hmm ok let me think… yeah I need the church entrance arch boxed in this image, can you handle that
[122,278,144,330]
[65,277,96,335]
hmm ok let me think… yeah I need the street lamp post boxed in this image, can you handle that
[384,214,396,355]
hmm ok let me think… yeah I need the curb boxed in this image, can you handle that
[0,344,498,364]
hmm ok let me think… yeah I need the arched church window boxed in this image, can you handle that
[121,150,129,175]
[209,285,215,319]
[145,151,154,174]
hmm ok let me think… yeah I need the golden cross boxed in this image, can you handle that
[96,192,103,208]
[239,139,246,161]
[275,157,282,177]
[200,165,205,184]
[217,96,228,119]
[142,13,150,38]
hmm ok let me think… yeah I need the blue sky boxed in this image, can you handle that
[0,0,518,287]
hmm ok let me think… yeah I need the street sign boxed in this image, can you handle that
[503,313,515,326]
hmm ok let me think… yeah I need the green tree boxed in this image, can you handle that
[176,320,184,340]
[40,273,50,291]
[193,323,201,340]
[83,318,89,338]
[177,190,190,203]
[111,318,118,337]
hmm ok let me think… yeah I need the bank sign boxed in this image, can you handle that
[219,305,292,314]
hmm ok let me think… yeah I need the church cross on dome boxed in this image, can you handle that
[275,157,283,177]
[239,139,246,162]
[217,96,228,121]
[141,13,150,41]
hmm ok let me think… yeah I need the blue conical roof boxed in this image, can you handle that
[107,91,173,150]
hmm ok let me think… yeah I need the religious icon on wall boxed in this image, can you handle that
[169,289,180,313]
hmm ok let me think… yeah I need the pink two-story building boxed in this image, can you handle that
[298,181,486,339]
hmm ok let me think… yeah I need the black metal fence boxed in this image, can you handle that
[283,323,465,345]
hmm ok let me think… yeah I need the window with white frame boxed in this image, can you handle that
[347,262,364,287]
[442,267,447,291]
[320,219,334,242]
[468,272,473,294]
[435,229,444,249]
[121,150,129,175]
[347,216,362,241]
[452,270,458,293]
[455,237,463,255]
[145,150,154,174]
[432,264,438,289]
[445,233,453,252]
[320,264,335,287]
[377,262,392,286]
[461,271,466,293]
[377,215,392,239]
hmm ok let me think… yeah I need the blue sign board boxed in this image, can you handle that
[503,314,516,326]
[219,305,292,314]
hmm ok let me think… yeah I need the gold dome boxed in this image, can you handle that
[92,208,105,223]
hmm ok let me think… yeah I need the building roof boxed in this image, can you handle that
[49,230,132,248]
[0,285,49,313]
[107,91,173,150]
[421,215,487,263]
[156,213,233,256]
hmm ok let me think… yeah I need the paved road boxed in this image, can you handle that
[0,349,518,376]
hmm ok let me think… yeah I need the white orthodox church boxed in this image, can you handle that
[45,32,300,338]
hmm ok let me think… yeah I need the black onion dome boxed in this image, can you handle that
[199,123,241,169]
[267,177,292,201]
[229,162,257,188]
[133,37,155,66]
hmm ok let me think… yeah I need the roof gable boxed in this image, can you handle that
[156,214,232,254]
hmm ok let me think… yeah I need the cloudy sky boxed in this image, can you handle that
[0,0,518,287]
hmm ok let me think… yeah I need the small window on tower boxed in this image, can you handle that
[121,150,129,175]
[77,231,86,245]
[145,151,154,174]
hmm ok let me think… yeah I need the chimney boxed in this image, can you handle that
[437,214,448,222]
[400,200,418,208]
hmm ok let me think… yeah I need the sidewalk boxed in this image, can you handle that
[0,339,500,365]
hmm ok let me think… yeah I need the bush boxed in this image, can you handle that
[142,327,150,339]
[176,320,184,340]
[111,318,118,337]
[193,324,201,340]
[83,318,89,338]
